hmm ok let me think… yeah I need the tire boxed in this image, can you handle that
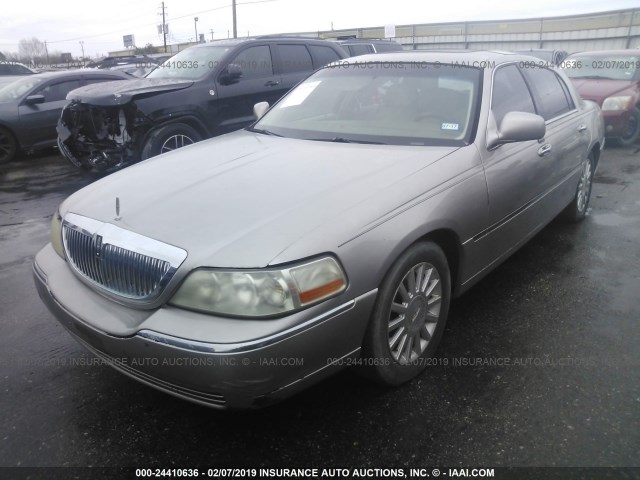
[0,127,17,164]
[614,107,640,147]
[562,152,595,223]
[140,123,202,160]
[359,242,451,386]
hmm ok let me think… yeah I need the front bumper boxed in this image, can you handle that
[602,109,633,138]
[33,244,377,409]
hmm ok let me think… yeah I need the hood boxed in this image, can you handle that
[569,78,637,104]
[61,130,459,269]
[66,78,194,106]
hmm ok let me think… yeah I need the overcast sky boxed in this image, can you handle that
[1,0,638,58]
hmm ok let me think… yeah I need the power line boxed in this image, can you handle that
[45,0,276,44]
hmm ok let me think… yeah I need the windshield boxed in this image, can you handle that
[254,62,481,146]
[562,55,639,81]
[147,46,232,80]
[0,76,46,102]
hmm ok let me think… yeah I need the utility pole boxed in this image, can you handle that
[209,29,214,41]
[161,2,168,53]
[44,40,50,66]
[194,17,199,43]
[232,0,237,38]
[79,41,85,67]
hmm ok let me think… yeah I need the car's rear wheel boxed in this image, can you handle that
[615,107,640,147]
[359,242,451,386]
[563,152,595,223]
[141,123,202,160]
[0,127,17,164]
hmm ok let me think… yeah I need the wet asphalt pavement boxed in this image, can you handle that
[0,145,639,475]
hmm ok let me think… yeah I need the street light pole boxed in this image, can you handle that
[194,17,199,43]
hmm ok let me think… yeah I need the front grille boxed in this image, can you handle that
[64,226,171,299]
[61,213,186,302]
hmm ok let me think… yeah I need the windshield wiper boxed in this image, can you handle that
[246,126,283,137]
[309,136,385,145]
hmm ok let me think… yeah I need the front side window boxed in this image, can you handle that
[36,80,82,102]
[0,76,46,102]
[147,46,232,80]
[491,64,536,126]
[253,62,481,146]
[83,77,126,87]
[523,67,574,120]
[229,45,273,79]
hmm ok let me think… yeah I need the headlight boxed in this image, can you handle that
[170,256,347,317]
[51,210,65,259]
[602,96,633,111]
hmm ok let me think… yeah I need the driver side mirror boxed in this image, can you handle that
[487,111,546,150]
[219,63,243,85]
[24,94,45,105]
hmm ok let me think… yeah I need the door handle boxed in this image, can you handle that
[578,124,587,132]
[264,80,280,87]
[537,144,552,156]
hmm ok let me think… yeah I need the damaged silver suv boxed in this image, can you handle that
[57,37,346,171]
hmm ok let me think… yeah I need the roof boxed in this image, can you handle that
[190,37,338,49]
[337,50,539,67]
[24,69,130,80]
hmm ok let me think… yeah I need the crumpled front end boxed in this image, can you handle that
[57,101,151,171]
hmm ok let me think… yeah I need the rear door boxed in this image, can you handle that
[273,43,316,90]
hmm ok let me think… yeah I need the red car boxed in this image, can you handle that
[563,49,640,146]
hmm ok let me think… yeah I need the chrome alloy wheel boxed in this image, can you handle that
[387,262,442,364]
[160,134,195,153]
[576,158,593,215]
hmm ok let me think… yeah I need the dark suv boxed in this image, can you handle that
[57,37,347,170]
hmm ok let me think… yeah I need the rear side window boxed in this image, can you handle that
[278,44,313,74]
[523,67,574,120]
[309,45,341,68]
[491,65,536,126]
[230,45,273,79]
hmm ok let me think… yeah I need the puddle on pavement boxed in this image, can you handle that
[589,212,638,227]
[593,175,629,186]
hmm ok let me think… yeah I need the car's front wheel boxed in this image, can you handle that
[141,123,203,160]
[0,127,17,164]
[615,107,640,147]
[360,242,451,386]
